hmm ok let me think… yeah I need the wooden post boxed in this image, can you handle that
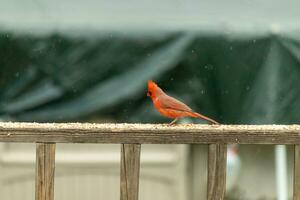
[207,144,227,200]
[35,143,56,200]
[120,144,141,200]
[294,145,300,200]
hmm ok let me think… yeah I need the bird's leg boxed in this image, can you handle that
[169,118,178,125]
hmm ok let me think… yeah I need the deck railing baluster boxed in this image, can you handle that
[294,145,300,200]
[120,144,141,200]
[35,143,56,200]
[207,144,227,200]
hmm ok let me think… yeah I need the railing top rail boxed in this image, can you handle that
[0,122,300,144]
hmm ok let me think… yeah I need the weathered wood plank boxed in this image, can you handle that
[207,144,227,200]
[36,143,56,200]
[294,145,300,200]
[120,144,141,200]
[1,123,300,144]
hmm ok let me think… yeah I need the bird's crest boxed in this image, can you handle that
[148,80,157,90]
[147,80,163,98]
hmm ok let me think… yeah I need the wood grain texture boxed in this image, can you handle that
[36,143,56,200]
[1,123,300,144]
[207,144,227,200]
[120,144,141,200]
[294,145,300,200]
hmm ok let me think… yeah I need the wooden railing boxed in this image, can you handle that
[0,122,300,200]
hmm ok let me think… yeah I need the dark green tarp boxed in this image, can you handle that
[1,28,300,124]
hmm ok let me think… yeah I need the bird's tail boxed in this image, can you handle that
[188,111,219,124]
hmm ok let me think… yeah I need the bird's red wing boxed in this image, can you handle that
[157,94,192,112]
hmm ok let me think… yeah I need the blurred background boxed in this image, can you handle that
[1,0,300,199]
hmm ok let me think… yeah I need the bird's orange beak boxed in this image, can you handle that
[147,80,155,97]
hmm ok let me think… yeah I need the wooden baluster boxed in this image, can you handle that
[207,144,227,200]
[36,143,56,200]
[120,144,141,200]
[294,145,300,200]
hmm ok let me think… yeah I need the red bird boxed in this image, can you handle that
[147,80,219,125]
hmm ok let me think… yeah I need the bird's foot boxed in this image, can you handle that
[169,118,178,125]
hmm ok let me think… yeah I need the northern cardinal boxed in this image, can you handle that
[147,80,219,125]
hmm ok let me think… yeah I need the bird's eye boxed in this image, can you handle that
[147,91,152,96]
